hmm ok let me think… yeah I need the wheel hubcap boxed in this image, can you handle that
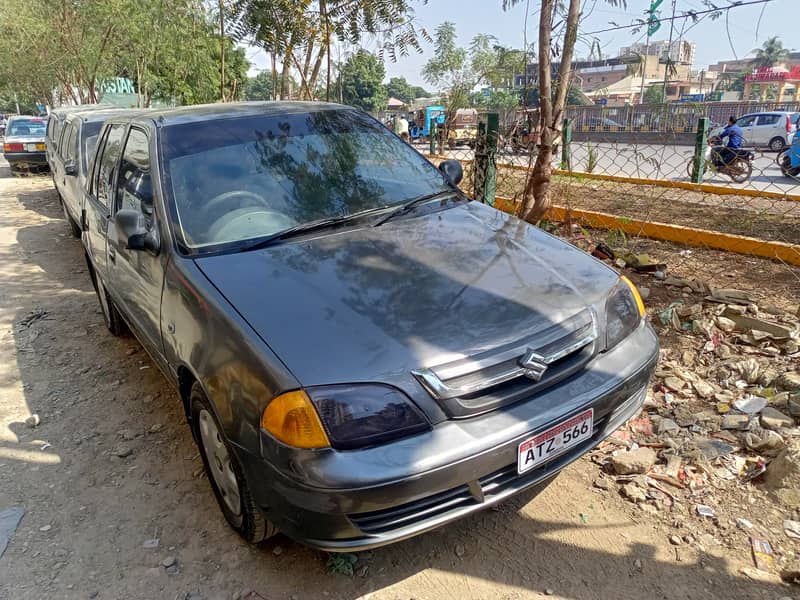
[198,409,241,516]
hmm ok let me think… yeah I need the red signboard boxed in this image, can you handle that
[745,65,800,82]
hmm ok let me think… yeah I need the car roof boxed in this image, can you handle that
[123,101,351,128]
[65,108,148,125]
[48,104,118,121]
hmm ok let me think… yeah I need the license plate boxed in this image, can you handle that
[26,143,37,152]
[517,409,594,474]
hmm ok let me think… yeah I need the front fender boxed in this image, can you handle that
[160,256,300,454]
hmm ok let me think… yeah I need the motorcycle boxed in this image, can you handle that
[686,138,754,183]
[776,133,800,181]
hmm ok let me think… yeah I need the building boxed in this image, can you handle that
[515,55,690,93]
[708,51,800,74]
[619,39,696,66]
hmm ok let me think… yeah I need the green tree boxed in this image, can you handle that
[503,0,626,222]
[338,50,387,113]
[246,71,275,100]
[231,0,429,101]
[752,36,789,68]
[422,22,474,136]
[410,85,433,98]
[386,76,413,102]
[643,85,665,106]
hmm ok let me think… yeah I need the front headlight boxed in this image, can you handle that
[604,276,645,351]
[307,384,430,450]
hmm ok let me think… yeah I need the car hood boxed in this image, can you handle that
[195,202,619,390]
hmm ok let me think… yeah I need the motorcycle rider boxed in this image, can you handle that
[715,115,743,167]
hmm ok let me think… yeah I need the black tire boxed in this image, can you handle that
[94,274,125,336]
[190,384,275,544]
[727,158,752,183]
[768,136,786,152]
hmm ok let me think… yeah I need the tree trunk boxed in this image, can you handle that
[271,53,277,100]
[219,0,226,102]
[520,0,581,223]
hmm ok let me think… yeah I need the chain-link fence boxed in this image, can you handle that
[415,111,800,288]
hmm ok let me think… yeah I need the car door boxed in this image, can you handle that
[107,126,168,360]
[83,123,126,288]
[59,121,82,222]
[752,113,780,146]
[735,115,757,145]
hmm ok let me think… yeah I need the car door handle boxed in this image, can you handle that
[108,247,116,263]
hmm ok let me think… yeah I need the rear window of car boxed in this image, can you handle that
[8,118,47,137]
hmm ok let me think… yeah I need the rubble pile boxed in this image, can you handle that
[590,263,800,580]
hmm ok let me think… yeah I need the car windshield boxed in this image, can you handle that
[159,109,451,250]
[8,118,46,137]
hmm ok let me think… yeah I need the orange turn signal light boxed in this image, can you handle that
[261,390,330,449]
[620,275,646,317]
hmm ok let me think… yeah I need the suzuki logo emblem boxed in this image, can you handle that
[519,349,548,381]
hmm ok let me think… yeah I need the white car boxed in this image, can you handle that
[710,112,796,151]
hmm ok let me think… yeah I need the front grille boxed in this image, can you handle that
[413,308,598,418]
[349,416,607,535]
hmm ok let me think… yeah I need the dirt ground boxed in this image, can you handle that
[1,160,798,600]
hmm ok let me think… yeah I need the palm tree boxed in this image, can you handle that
[623,52,645,77]
[752,37,790,68]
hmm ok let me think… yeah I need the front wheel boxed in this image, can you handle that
[726,158,752,183]
[191,384,276,544]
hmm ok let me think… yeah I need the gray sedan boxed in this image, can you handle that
[3,116,48,171]
[81,102,658,551]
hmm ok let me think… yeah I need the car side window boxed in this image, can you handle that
[115,128,153,224]
[63,124,78,163]
[737,116,756,127]
[757,114,780,126]
[95,124,126,209]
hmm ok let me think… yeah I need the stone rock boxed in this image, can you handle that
[669,535,682,546]
[715,316,736,332]
[760,407,794,430]
[663,377,685,392]
[721,414,751,430]
[777,372,800,391]
[658,419,680,435]
[454,544,465,557]
[111,446,133,458]
[161,556,176,568]
[593,478,611,491]
[743,429,785,453]
[612,448,657,475]
[676,303,703,318]
[621,483,647,503]
[788,398,800,418]
[25,414,40,428]
[730,358,760,384]
[639,287,650,300]
[764,442,800,507]
[272,545,283,556]
[758,366,781,388]
[118,429,137,441]
[143,538,159,550]
[693,380,715,399]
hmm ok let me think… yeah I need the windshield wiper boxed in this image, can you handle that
[237,208,385,252]
[373,191,457,227]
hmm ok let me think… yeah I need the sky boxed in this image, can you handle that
[245,0,794,88]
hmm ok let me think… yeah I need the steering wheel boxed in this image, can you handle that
[204,190,270,216]
[208,208,296,242]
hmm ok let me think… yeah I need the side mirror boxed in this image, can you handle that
[64,161,77,176]
[115,208,159,254]
[438,159,463,186]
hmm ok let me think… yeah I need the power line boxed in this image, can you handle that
[583,0,774,36]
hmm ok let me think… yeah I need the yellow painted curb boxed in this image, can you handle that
[494,196,800,267]
[492,162,800,202]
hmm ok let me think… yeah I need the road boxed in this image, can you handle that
[0,159,796,600]
[417,141,800,196]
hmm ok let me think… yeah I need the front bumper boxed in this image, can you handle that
[239,322,659,551]
[5,151,48,167]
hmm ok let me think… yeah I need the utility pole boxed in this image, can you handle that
[638,35,650,105]
[662,0,677,100]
